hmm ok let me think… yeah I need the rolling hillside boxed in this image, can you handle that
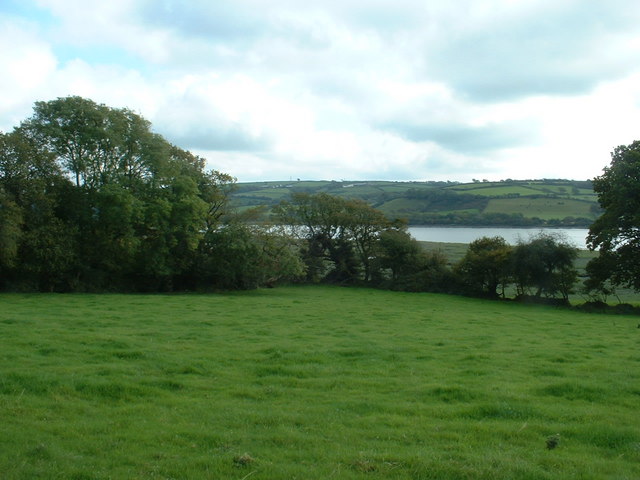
[230,179,601,226]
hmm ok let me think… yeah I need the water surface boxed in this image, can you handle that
[408,227,589,249]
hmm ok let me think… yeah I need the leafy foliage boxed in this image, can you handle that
[273,192,461,293]
[454,234,579,303]
[0,97,282,291]
[582,251,618,303]
[375,229,424,282]
[511,234,578,301]
[197,222,306,290]
[587,140,640,292]
[456,236,512,298]
[274,192,387,283]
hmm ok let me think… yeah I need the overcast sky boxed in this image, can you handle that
[2,0,640,182]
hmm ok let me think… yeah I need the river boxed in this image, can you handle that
[407,227,590,249]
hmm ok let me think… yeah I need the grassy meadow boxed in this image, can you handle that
[1,286,639,479]
[483,197,595,221]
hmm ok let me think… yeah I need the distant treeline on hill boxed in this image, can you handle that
[230,179,601,227]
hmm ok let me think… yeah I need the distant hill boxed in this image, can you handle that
[230,179,601,227]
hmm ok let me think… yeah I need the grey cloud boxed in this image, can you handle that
[381,121,532,155]
[355,153,490,182]
[340,2,424,32]
[134,1,337,53]
[422,1,640,101]
[153,94,273,153]
[130,1,349,75]
[306,70,376,105]
[20,0,639,183]
[133,1,640,103]
[135,0,264,43]
[161,124,272,152]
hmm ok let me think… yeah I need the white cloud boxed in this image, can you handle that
[3,0,640,181]
[0,17,58,129]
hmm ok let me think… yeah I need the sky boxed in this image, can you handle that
[2,0,640,182]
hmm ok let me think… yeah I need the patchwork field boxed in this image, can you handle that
[484,198,595,220]
[230,179,600,226]
[1,287,639,479]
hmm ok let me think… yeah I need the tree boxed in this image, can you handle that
[342,199,390,282]
[19,96,174,191]
[395,249,455,293]
[274,192,395,284]
[582,251,618,303]
[456,236,512,298]
[0,129,76,290]
[512,233,578,301]
[83,184,143,288]
[22,96,113,188]
[274,193,360,283]
[587,140,640,291]
[197,221,305,290]
[1,96,236,291]
[375,227,423,283]
[0,188,23,279]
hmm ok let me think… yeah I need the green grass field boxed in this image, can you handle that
[2,287,639,479]
[447,186,538,196]
[484,198,595,220]
[378,198,482,216]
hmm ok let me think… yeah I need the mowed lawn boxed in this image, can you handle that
[1,287,639,479]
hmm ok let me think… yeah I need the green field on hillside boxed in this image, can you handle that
[484,197,595,220]
[1,287,639,479]
[230,179,600,226]
[447,185,538,196]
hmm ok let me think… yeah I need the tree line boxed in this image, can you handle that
[272,193,581,302]
[0,97,303,291]
[1,97,638,306]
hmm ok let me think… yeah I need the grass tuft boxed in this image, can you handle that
[233,452,255,467]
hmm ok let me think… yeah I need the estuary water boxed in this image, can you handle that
[407,226,590,249]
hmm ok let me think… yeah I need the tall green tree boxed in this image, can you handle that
[512,233,578,301]
[1,96,236,291]
[21,96,114,188]
[456,236,512,298]
[587,140,640,291]
[274,192,393,283]
[582,251,618,303]
[0,129,77,290]
[274,192,359,283]
[197,221,305,290]
[0,188,23,279]
[343,199,390,282]
[374,227,423,283]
